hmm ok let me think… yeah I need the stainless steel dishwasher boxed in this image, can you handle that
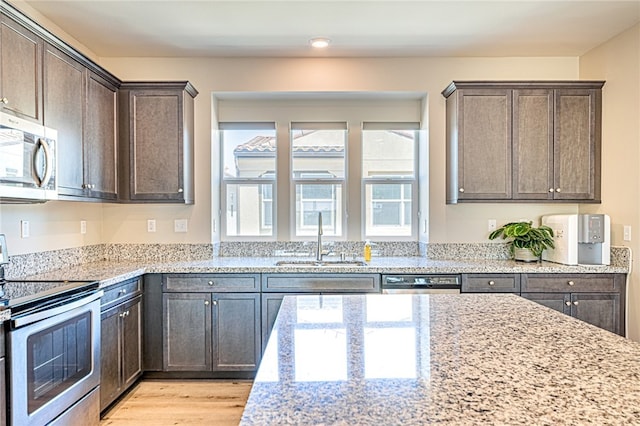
[382,274,461,294]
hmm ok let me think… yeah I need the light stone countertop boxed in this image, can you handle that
[16,256,628,289]
[240,293,640,425]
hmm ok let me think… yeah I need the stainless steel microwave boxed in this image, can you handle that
[0,112,57,202]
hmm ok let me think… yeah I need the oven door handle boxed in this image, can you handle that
[12,290,103,328]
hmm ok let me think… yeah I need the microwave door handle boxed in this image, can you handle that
[40,138,53,187]
[32,138,53,187]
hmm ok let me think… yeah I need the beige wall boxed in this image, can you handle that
[579,24,640,340]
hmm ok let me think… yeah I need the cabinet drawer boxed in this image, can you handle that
[262,274,380,293]
[462,274,520,293]
[164,274,260,292]
[101,277,142,310]
[521,274,617,292]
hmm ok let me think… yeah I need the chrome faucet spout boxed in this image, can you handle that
[316,212,323,261]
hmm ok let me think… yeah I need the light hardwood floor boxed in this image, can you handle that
[100,380,253,426]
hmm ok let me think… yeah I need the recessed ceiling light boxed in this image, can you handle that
[310,38,330,48]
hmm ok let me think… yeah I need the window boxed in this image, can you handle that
[291,122,346,237]
[220,123,276,238]
[362,123,418,238]
[216,96,425,241]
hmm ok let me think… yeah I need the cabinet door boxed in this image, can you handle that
[0,15,42,123]
[85,71,117,200]
[121,296,143,390]
[261,293,286,354]
[163,292,212,371]
[571,293,620,335]
[100,304,122,411]
[512,89,554,200]
[43,43,85,197]
[455,89,512,200]
[553,89,600,201]
[213,293,261,371]
[128,89,186,202]
[521,292,570,315]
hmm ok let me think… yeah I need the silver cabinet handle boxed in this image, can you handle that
[573,301,579,306]
[549,188,554,193]
[119,289,127,295]
[208,280,214,286]
[205,300,210,306]
[212,300,218,306]
[565,301,572,306]
[488,281,495,286]
[459,188,465,193]
[0,98,8,104]
[556,188,561,192]
[567,281,575,286]
[119,310,130,318]
[178,188,184,193]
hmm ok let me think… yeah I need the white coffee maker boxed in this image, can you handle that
[541,214,610,265]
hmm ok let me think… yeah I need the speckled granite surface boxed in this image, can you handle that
[13,256,629,288]
[241,294,640,425]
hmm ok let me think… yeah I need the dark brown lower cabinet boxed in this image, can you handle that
[163,292,261,373]
[520,273,625,336]
[100,294,142,411]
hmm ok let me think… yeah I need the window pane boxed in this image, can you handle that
[362,129,416,178]
[295,184,342,236]
[225,183,274,237]
[372,185,401,200]
[373,202,401,225]
[365,183,412,237]
[291,128,346,178]
[222,127,276,178]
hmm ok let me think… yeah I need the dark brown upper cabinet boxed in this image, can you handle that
[0,13,43,123]
[443,81,604,204]
[118,82,198,204]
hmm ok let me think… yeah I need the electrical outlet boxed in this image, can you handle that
[147,219,156,233]
[488,219,497,232]
[80,220,87,234]
[174,219,188,233]
[20,220,30,238]
[624,225,631,241]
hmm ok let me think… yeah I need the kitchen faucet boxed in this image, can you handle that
[316,212,323,261]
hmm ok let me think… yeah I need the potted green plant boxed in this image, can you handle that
[488,221,555,262]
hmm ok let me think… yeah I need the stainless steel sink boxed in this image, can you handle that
[275,260,367,267]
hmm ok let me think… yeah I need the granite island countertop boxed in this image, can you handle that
[13,256,629,289]
[240,293,640,425]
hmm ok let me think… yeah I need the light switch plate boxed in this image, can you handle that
[20,220,30,238]
[624,225,631,241]
[174,219,188,233]
[147,219,156,233]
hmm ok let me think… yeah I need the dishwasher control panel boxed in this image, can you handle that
[382,274,461,289]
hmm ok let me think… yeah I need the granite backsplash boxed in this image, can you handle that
[2,241,631,279]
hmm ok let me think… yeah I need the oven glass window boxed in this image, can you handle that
[27,311,92,413]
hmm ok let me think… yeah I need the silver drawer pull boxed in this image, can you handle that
[212,300,218,306]
[556,188,561,193]
[0,98,8,104]
[488,281,495,286]
[567,281,575,286]
[565,301,571,306]
[205,301,210,306]
[573,301,579,306]
[459,188,464,193]
[208,281,214,286]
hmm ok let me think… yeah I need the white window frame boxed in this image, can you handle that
[361,123,419,240]
[290,122,347,239]
[220,122,277,241]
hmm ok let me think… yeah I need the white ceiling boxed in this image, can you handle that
[14,0,640,58]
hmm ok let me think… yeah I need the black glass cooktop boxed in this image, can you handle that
[0,280,99,313]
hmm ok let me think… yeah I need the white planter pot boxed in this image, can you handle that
[514,248,539,262]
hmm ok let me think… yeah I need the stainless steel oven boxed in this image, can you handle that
[0,112,57,202]
[7,284,102,426]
